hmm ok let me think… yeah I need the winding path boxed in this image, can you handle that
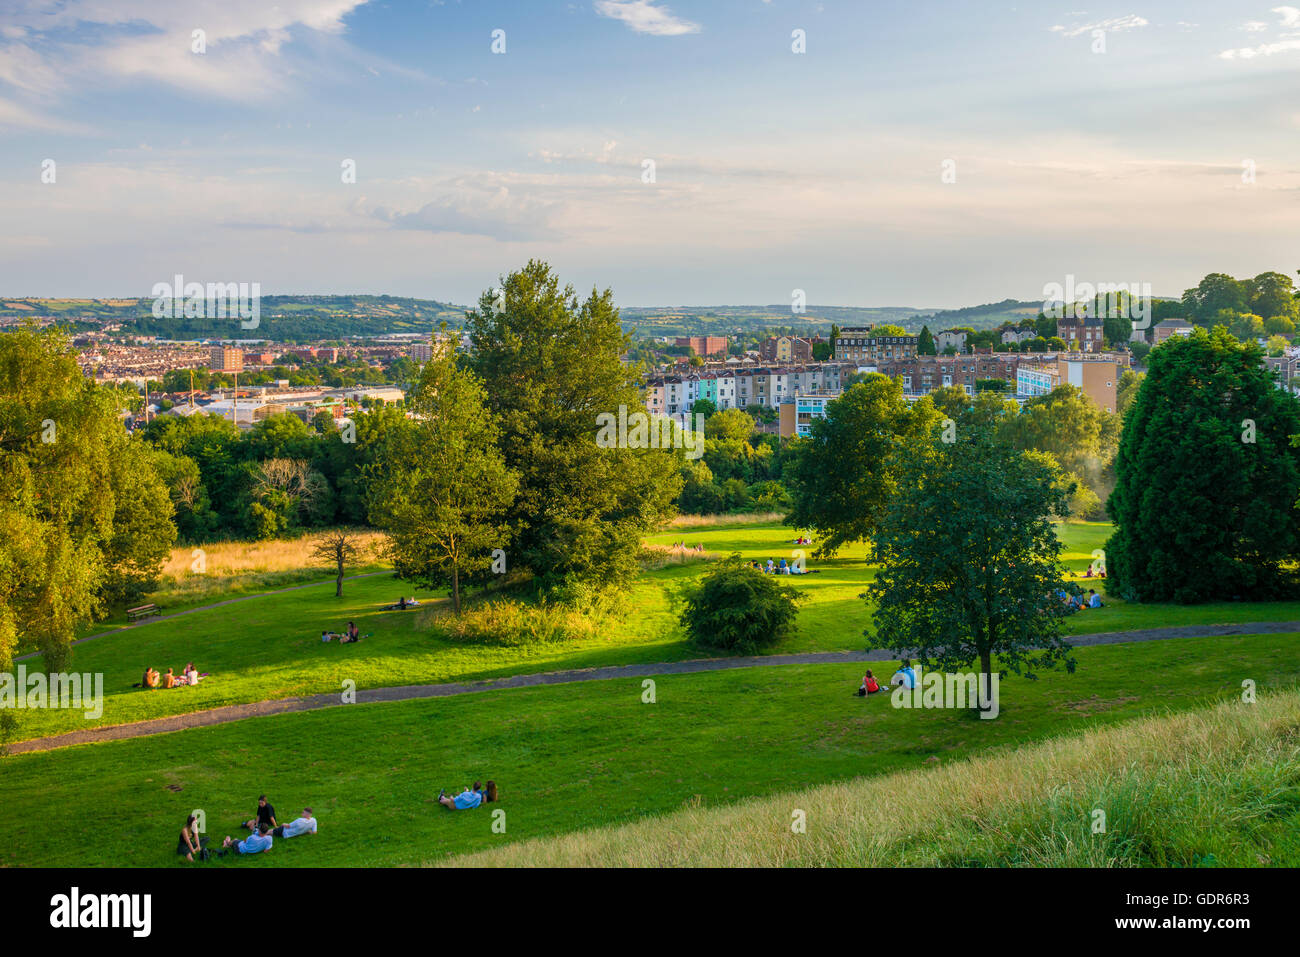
[8,620,1299,756]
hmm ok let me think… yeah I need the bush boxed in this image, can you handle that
[678,558,803,654]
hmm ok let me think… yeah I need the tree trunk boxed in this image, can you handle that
[978,646,993,715]
[452,564,461,615]
[335,552,344,597]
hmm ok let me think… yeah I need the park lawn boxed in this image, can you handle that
[12,520,1300,743]
[2,632,1298,867]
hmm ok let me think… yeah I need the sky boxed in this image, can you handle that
[1,0,1299,308]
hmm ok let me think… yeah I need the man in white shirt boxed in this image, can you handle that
[273,808,318,839]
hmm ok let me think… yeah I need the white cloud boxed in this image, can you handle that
[1220,8,1300,59]
[594,1,701,37]
[1049,14,1148,38]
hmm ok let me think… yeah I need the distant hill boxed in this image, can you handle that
[910,298,1045,333]
[0,295,466,342]
[0,295,1059,341]
[618,305,934,338]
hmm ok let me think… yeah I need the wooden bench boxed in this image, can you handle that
[127,603,158,622]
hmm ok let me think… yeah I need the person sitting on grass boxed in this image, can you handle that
[1087,589,1103,609]
[479,781,498,803]
[339,621,361,643]
[890,659,917,690]
[272,808,318,839]
[438,783,485,810]
[137,667,160,689]
[855,670,883,696]
[177,814,206,862]
[222,824,272,855]
[242,795,277,833]
[182,662,205,686]
[163,667,177,689]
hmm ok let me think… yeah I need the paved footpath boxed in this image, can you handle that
[8,620,1299,755]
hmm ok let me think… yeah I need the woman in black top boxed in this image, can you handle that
[177,814,202,862]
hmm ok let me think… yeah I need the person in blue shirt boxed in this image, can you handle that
[221,823,273,854]
[438,783,484,810]
[1087,589,1103,608]
[891,659,917,690]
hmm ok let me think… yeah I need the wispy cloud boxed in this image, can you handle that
[1049,14,1149,39]
[594,1,701,37]
[1219,6,1300,59]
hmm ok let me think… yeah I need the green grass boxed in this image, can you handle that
[2,633,1298,866]
[451,687,1300,867]
[11,521,1300,743]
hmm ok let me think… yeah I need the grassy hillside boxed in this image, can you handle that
[2,635,1297,866]
[450,689,1300,868]
[11,521,1300,742]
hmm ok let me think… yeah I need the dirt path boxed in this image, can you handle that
[8,620,1298,755]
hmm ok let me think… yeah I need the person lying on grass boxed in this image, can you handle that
[272,808,317,839]
[242,795,276,832]
[438,780,497,810]
[222,824,272,855]
[177,814,207,862]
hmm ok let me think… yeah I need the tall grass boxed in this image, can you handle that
[445,690,1300,867]
[147,531,390,607]
[666,512,785,529]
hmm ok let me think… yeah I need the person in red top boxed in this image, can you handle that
[855,670,883,697]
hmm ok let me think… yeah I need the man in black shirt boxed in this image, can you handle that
[243,794,277,832]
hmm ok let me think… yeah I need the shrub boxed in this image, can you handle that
[678,557,803,654]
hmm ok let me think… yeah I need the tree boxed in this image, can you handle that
[784,375,942,555]
[866,423,1077,711]
[873,324,908,337]
[1248,271,1297,320]
[690,398,717,418]
[1228,313,1265,342]
[467,262,681,595]
[1115,368,1144,417]
[1106,327,1300,602]
[811,341,831,361]
[917,325,937,355]
[370,347,518,614]
[1182,273,1248,324]
[311,529,369,598]
[679,558,803,654]
[0,326,175,672]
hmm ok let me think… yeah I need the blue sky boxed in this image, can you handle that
[2,1,1299,307]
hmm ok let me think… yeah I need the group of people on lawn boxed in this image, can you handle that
[855,661,916,696]
[177,795,317,862]
[1059,587,1105,612]
[749,558,807,575]
[322,621,363,642]
[139,662,205,689]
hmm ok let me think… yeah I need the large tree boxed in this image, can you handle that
[784,374,941,555]
[866,423,1077,708]
[1106,326,1300,602]
[0,326,174,672]
[369,346,518,614]
[466,261,681,594]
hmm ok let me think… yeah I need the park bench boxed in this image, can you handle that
[127,603,159,622]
